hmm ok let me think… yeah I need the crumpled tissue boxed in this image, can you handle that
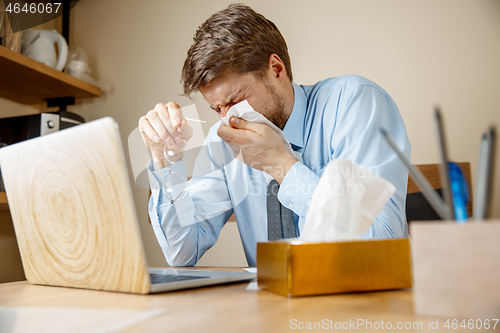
[300,159,396,241]
[221,100,297,158]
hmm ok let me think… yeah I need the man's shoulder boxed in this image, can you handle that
[303,75,389,97]
[318,74,375,86]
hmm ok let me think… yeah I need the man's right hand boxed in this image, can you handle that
[139,102,193,170]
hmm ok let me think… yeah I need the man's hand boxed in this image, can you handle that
[217,116,298,183]
[139,102,193,170]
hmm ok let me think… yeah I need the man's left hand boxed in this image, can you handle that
[217,116,298,184]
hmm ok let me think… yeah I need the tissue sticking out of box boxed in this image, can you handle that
[301,159,396,242]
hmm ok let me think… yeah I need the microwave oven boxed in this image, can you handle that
[0,111,85,192]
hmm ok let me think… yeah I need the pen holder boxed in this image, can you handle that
[410,220,500,319]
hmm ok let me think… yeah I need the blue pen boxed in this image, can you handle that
[448,162,469,222]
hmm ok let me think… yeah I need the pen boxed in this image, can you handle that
[185,118,206,123]
[434,108,456,220]
[474,126,496,220]
[474,133,489,220]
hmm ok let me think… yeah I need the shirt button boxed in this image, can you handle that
[288,203,294,209]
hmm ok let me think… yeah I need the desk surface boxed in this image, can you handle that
[0,267,476,333]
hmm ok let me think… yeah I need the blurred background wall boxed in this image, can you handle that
[1,0,499,268]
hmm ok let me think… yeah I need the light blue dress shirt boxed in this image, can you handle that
[148,75,411,267]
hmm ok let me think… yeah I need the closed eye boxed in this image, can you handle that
[210,105,221,114]
[210,95,245,115]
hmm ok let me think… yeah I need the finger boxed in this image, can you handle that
[217,124,235,142]
[158,102,188,144]
[164,102,189,144]
[176,118,193,141]
[229,116,247,129]
[166,101,184,129]
[148,107,175,145]
[229,117,266,137]
[219,119,265,142]
[140,131,151,148]
[139,116,161,145]
[217,123,254,146]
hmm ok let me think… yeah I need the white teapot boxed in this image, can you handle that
[22,29,68,71]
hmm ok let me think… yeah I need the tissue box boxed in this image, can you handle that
[410,221,500,319]
[256,238,411,297]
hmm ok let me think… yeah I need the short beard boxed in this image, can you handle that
[263,81,288,130]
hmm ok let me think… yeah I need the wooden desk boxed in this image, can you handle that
[0,267,484,333]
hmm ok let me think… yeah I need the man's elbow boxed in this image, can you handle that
[166,258,196,267]
[164,250,198,267]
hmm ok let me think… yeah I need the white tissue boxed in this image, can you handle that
[221,100,296,157]
[301,159,396,241]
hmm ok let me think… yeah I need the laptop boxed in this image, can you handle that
[0,117,255,294]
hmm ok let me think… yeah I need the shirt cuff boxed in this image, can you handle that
[278,161,320,219]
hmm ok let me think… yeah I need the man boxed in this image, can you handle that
[139,4,410,267]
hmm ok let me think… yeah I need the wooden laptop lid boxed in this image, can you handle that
[0,117,150,294]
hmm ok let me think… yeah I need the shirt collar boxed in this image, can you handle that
[283,82,306,150]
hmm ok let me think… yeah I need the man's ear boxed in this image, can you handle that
[268,54,287,82]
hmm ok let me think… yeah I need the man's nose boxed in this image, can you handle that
[219,108,228,118]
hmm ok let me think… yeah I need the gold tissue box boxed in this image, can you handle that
[256,238,411,297]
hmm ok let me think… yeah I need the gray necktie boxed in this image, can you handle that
[267,179,297,240]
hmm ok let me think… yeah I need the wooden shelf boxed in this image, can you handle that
[0,45,101,105]
[0,192,8,211]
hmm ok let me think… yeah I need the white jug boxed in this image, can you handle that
[22,29,68,71]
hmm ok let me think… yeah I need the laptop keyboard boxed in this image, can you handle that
[149,273,211,284]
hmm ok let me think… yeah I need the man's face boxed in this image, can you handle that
[199,72,288,130]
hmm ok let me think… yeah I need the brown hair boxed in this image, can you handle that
[181,3,293,97]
